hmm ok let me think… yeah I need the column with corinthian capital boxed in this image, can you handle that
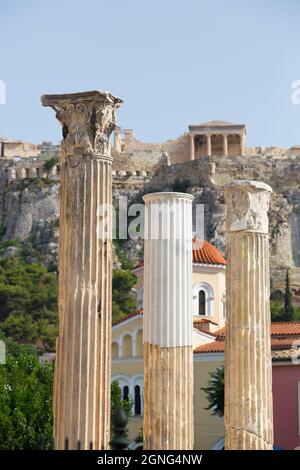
[224,180,273,450]
[42,91,123,450]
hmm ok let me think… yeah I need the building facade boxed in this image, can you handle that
[112,241,300,449]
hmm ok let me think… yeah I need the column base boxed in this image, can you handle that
[144,342,194,450]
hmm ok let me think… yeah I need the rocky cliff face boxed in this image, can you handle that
[0,179,60,265]
[1,153,300,300]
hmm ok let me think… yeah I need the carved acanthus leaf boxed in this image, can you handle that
[225,181,272,234]
[41,91,123,157]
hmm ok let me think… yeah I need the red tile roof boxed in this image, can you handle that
[194,337,300,354]
[112,309,143,326]
[270,322,300,335]
[133,239,226,269]
[195,322,300,356]
[192,239,226,266]
[193,318,219,325]
[214,322,300,338]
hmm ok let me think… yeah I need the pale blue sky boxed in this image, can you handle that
[0,0,300,147]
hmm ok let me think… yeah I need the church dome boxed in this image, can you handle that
[192,239,226,265]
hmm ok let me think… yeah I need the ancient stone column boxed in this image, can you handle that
[224,180,273,450]
[240,133,245,155]
[42,91,123,450]
[223,134,228,156]
[143,192,194,450]
[206,134,212,156]
[189,134,195,160]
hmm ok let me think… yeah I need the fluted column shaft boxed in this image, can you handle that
[223,134,228,156]
[42,91,122,450]
[143,192,194,450]
[224,180,273,450]
[190,135,195,160]
[206,134,212,156]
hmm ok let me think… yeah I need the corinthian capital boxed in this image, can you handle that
[41,90,123,157]
[225,180,272,234]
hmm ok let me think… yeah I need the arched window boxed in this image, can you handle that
[192,282,214,316]
[198,290,206,316]
[122,334,132,358]
[123,385,129,401]
[134,385,141,416]
[135,329,143,357]
[112,342,118,359]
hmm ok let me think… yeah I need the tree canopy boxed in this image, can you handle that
[0,338,54,449]
[201,365,224,417]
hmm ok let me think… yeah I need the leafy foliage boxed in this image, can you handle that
[283,269,294,321]
[201,365,224,417]
[270,270,300,321]
[0,338,54,449]
[172,178,191,193]
[110,380,133,440]
[43,157,58,172]
[111,380,133,418]
[112,269,137,322]
[0,255,58,351]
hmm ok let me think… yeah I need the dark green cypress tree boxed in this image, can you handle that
[283,269,294,321]
[201,365,224,417]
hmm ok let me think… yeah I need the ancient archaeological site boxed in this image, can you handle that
[0,96,300,451]
[1,119,300,296]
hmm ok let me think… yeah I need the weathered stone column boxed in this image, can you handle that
[223,134,228,156]
[240,133,245,155]
[224,180,273,450]
[42,91,123,450]
[143,192,194,450]
[189,134,195,160]
[206,134,212,156]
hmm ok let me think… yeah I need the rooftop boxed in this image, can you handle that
[132,239,226,270]
[194,321,300,360]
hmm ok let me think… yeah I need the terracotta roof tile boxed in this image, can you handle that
[270,322,300,335]
[193,318,219,325]
[192,239,226,265]
[112,309,143,326]
[194,341,225,353]
[214,322,300,338]
[194,338,300,354]
[133,239,226,269]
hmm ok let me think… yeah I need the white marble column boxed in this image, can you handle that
[224,180,273,450]
[206,134,212,156]
[42,91,122,450]
[143,192,194,450]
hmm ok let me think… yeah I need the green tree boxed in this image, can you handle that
[43,157,58,172]
[111,380,133,418]
[110,380,133,440]
[0,256,58,350]
[112,269,136,322]
[0,339,54,449]
[270,299,284,321]
[283,269,294,321]
[201,365,224,417]
[172,178,191,193]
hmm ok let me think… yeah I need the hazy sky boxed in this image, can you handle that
[0,0,300,147]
